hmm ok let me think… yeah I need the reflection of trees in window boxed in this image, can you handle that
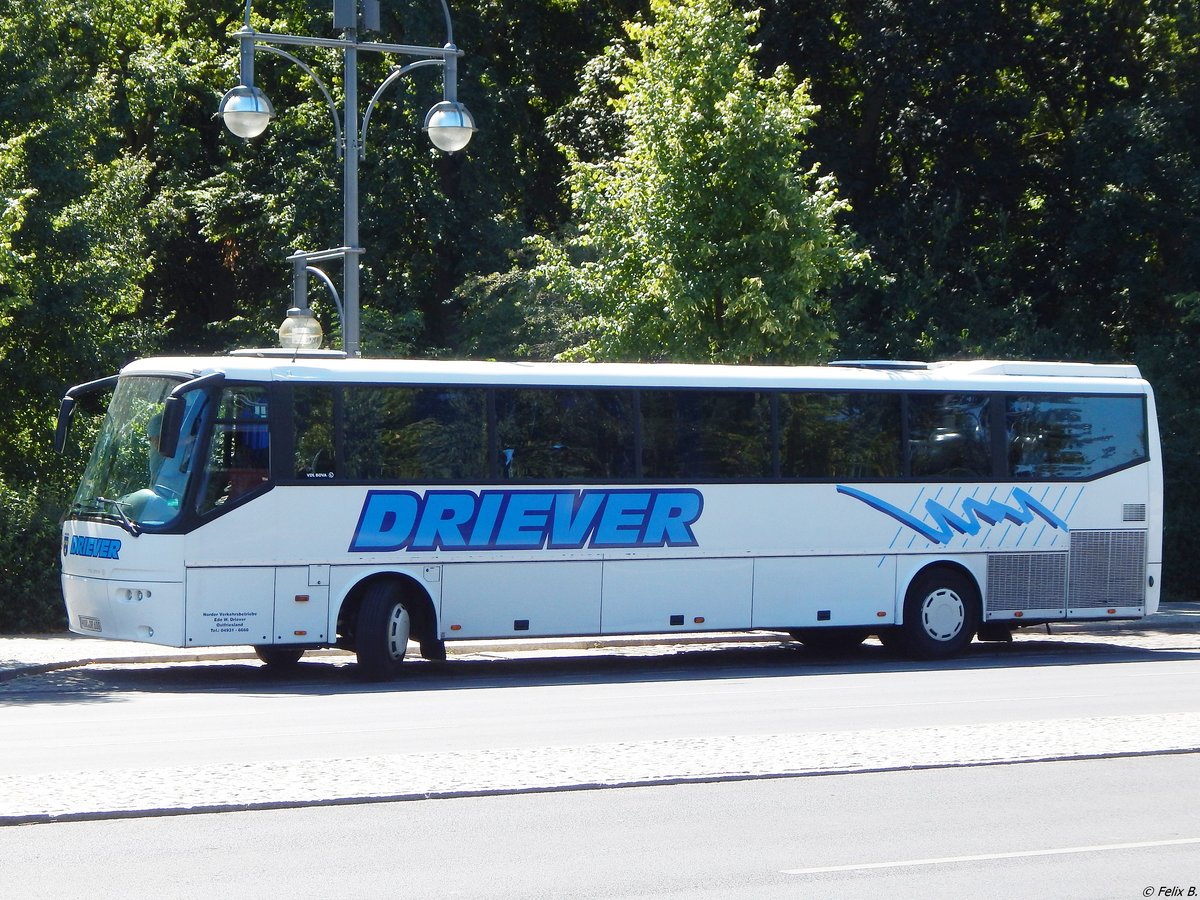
[779,393,901,479]
[908,394,992,478]
[345,387,486,481]
[118,401,163,490]
[284,384,1150,487]
[1008,395,1147,479]
[293,387,336,478]
[496,389,635,480]
[86,381,177,502]
[641,391,771,479]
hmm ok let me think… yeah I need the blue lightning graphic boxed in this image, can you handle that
[836,485,1070,545]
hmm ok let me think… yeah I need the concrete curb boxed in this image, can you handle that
[6,746,1198,827]
[0,632,786,682]
[5,710,1199,824]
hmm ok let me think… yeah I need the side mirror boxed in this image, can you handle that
[159,372,227,458]
[159,395,185,459]
[54,397,77,455]
[54,375,120,454]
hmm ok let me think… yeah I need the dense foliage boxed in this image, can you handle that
[530,0,864,362]
[1,0,1196,630]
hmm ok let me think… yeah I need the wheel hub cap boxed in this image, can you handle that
[921,588,965,641]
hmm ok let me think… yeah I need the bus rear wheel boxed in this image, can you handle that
[897,568,979,660]
[356,582,411,681]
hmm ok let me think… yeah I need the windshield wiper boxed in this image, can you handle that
[92,497,141,537]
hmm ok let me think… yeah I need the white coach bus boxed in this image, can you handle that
[55,353,1162,679]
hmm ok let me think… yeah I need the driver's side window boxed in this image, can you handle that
[197,387,270,514]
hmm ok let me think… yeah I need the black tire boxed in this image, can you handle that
[253,646,305,667]
[789,627,869,655]
[355,581,412,681]
[896,568,980,660]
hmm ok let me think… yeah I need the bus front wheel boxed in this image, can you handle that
[897,568,979,660]
[356,582,411,681]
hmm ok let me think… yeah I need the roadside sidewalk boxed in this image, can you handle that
[1,601,1196,682]
[0,629,781,682]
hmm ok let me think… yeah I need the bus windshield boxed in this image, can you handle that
[71,375,209,530]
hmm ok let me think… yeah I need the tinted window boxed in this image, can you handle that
[344,386,487,481]
[641,390,772,479]
[293,386,337,479]
[495,389,635,480]
[197,386,270,513]
[1007,394,1147,479]
[908,394,993,479]
[779,392,901,479]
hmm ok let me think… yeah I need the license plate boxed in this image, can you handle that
[78,616,102,633]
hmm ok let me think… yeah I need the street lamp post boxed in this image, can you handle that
[218,0,475,357]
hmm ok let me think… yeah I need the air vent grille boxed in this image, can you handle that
[1122,504,1147,523]
[1068,530,1146,608]
[986,553,1068,611]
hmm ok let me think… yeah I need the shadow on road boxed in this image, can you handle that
[3,633,1199,706]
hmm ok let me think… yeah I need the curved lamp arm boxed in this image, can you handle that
[360,58,445,158]
[437,0,455,45]
[306,265,345,324]
[254,43,345,160]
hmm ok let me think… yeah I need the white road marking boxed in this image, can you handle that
[782,836,1200,875]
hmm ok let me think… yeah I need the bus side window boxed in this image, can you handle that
[294,386,337,480]
[1007,394,1148,479]
[779,392,901,480]
[908,394,992,479]
[494,389,635,481]
[342,386,487,482]
[640,390,771,480]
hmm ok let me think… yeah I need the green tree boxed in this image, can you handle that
[532,0,863,363]
[762,1,1199,591]
[0,0,164,630]
[760,0,1200,361]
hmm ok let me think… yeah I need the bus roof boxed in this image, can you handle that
[118,353,1148,393]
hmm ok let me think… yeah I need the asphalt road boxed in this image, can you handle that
[2,634,1199,897]
[3,753,1197,899]
[5,645,1200,772]
[2,637,1200,809]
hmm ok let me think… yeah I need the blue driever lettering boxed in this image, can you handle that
[836,485,1069,545]
[349,489,704,553]
[68,535,122,560]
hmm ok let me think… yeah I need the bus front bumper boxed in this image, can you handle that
[62,573,185,647]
